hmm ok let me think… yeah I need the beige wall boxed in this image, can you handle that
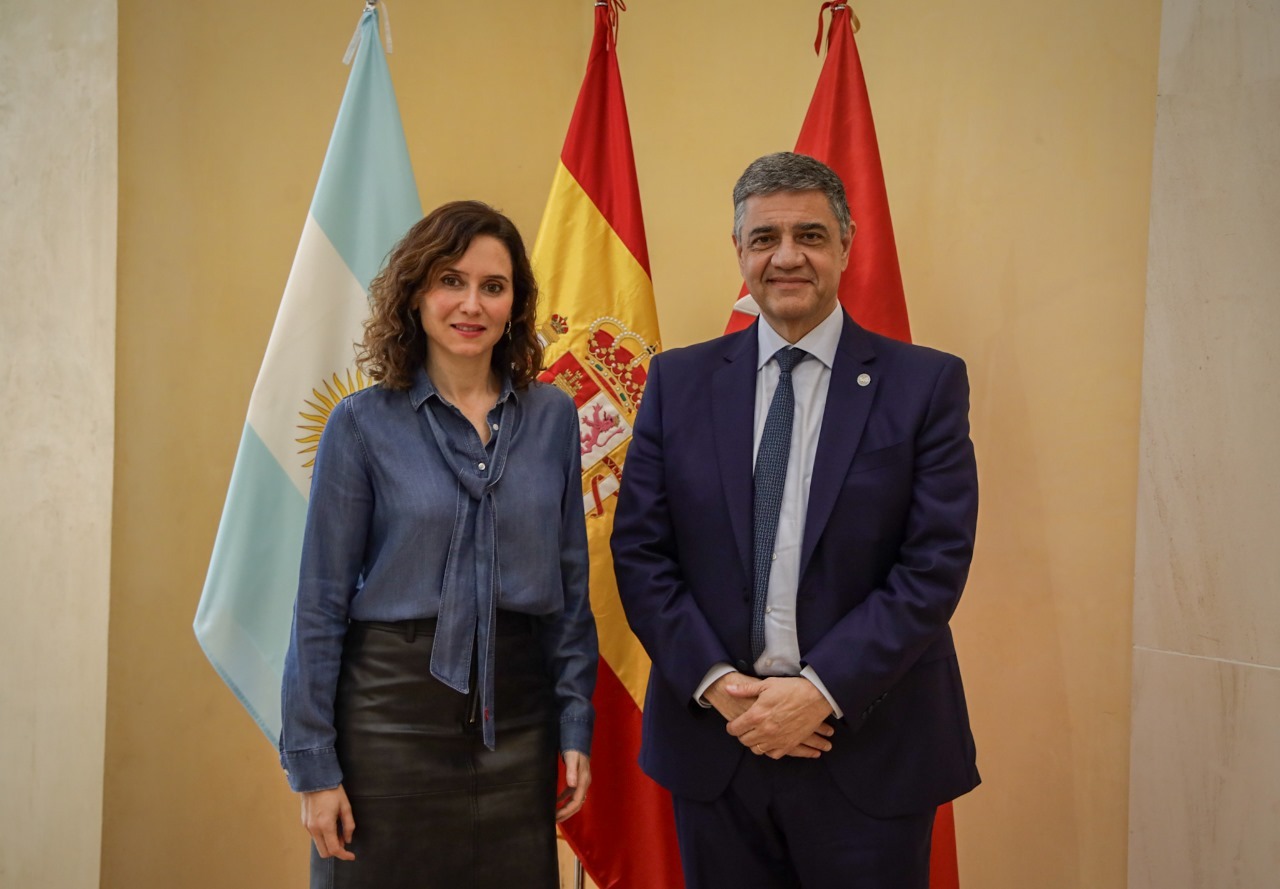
[1129,0,1280,885]
[0,1,117,887]
[866,8,1159,883]
[107,1,1162,886]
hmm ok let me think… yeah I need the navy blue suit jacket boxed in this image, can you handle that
[611,313,980,816]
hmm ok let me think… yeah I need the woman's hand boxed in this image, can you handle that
[555,750,591,822]
[300,785,356,860]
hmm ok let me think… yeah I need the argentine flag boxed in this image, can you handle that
[195,6,421,743]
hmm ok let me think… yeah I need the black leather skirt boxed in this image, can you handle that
[310,613,559,889]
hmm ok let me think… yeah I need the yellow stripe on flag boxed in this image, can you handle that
[533,161,659,711]
[534,163,659,355]
[582,500,648,710]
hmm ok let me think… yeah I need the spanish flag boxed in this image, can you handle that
[531,2,682,887]
[725,5,959,887]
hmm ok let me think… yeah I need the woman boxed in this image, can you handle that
[280,201,597,888]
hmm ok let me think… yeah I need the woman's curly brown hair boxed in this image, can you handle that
[357,200,544,391]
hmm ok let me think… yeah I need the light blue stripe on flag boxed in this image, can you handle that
[195,425,306,740]
[195,6,422,745]
[311,8,421,293]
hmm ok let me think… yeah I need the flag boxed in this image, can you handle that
[194,5,421,743]
[724,5,960,886]
[531,2,682,887]
[725,2,910,343]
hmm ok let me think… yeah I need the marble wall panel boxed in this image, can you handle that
[1129,649,1280,888]
[1132,0,1280,884]
[1132,79,1280,666]
[1156,0,1280,95]
[0,1,117,887]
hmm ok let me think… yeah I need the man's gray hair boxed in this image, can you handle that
[732,152,852,238]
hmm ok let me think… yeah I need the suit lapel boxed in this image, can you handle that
[711,327,758,580]
[800,316,878,578]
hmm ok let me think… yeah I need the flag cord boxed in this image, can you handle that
[814,2,861,56]
[594,0,626,50]
[344,0,394,65]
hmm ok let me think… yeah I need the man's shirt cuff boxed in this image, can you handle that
[800,665,844,719]
[693,662,736,707]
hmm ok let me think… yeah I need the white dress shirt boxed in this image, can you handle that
[694,303,845,718]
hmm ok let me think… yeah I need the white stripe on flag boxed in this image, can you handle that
[248,214,369,498]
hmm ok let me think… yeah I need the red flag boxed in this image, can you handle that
[724,6,960,887]
[532,2,683,887]
[725,3,911,343]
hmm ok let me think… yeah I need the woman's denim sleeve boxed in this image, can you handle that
[539,396,598,756]
[279,397,372,792]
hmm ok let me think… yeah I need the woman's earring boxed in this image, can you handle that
[505,319,513,340]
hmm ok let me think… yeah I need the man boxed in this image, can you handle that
[611,152,979,888]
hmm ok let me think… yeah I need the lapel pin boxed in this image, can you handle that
[857,373,871,387]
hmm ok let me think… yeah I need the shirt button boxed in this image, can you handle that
[765,606,773,614]
[765,658,774,667]
[771,552,777,561]
[491,423,499,431]
[478,462,487,471]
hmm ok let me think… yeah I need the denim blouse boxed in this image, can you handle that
[280,368,597,793]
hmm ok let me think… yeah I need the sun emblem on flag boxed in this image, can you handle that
[296,368,371,472]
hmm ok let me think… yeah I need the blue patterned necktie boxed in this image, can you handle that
[751,346,808,662]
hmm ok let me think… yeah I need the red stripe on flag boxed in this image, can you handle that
[724,307,756,335]
[559,4,651,277]
[560,658,683,889]
[932,801,960,888]
[795,6,910,342]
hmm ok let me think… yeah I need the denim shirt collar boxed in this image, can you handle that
[408,365,518,412]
